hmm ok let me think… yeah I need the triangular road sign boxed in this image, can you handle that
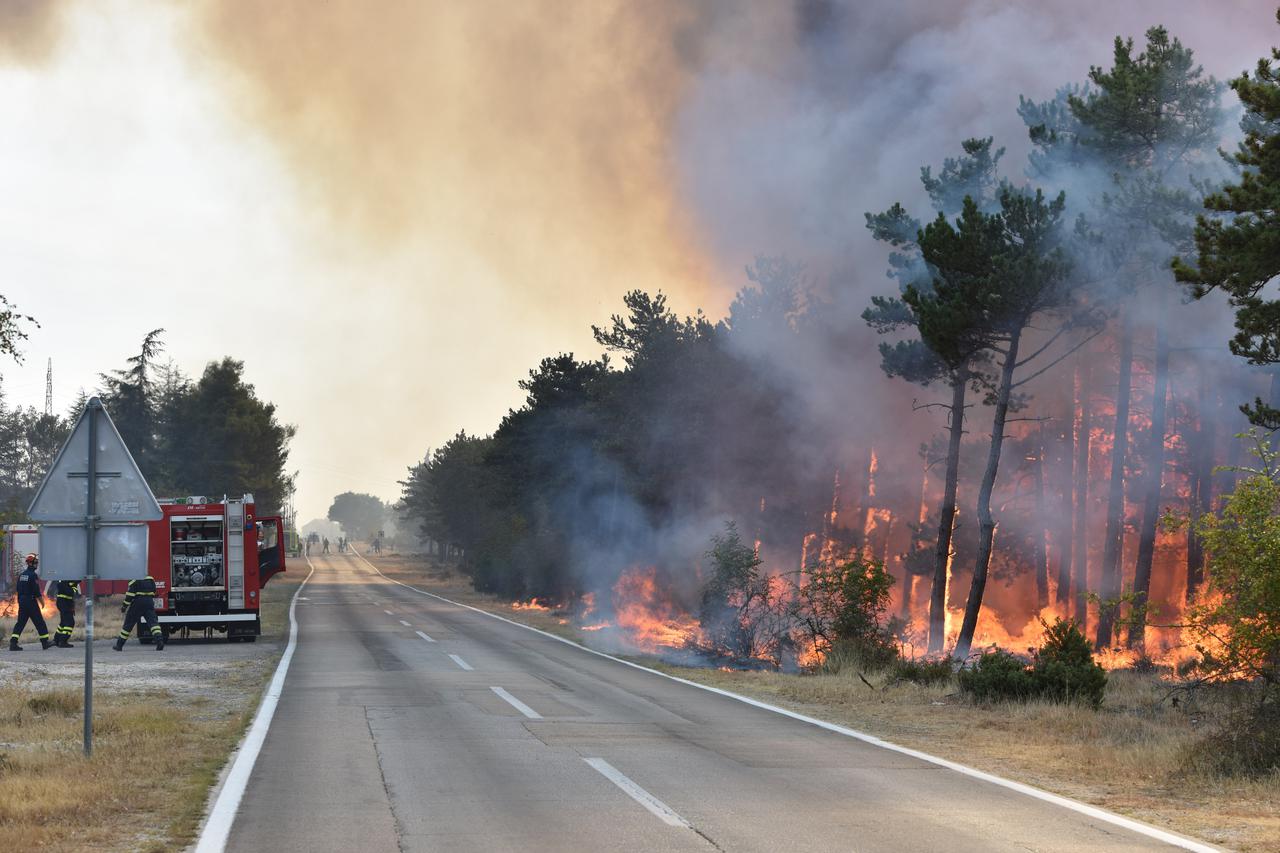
[28,397,163,523]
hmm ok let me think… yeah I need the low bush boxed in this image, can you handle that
[26,690,82,716]
[819,635,900,674]
[1033,618,1108,708]
[958,649,1037,702]
[892,656,955,686]
[959,619,1106,707]
[1187,695,1280,778]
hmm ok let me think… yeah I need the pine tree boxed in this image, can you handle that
[864,138,1003,654]
[1027,27,1224,649]
[1175,11,1280,428]
[907,190,1083,660]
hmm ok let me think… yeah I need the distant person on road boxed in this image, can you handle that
[9,554,52,651]
[322,537,330,554]
[113,575,165,652]
[53,579,80,648]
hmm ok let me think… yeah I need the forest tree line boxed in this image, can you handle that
[399,13,1280,683]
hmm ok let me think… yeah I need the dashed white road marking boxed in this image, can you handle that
[415,630,436,643]
[384,609,393,616]
[584,758,690,829]
[490,686,541,719]
[399,620,411,627]
[448,653,474,671]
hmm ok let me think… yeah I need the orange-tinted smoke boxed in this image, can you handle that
[191,1,749,308]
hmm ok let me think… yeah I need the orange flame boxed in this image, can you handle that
[611,566,701,651]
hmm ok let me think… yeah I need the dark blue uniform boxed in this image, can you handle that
[9,564,51,650]
[114,576,164,651]
[54,581,79,647]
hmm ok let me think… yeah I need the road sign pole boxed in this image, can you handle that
[26,395,162,758]
[83,401,98,758]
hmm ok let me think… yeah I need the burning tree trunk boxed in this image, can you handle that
[1055,391,1074,608]
[1033,423,1050,611]
[1096,313,1134,650]
[955,331,1021,659]
[1186,363,1213,602]
[1072,355,1091,627]
[1130,325,1169,649]
[928,374,966,654]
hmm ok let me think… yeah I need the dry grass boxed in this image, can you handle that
[0,570,303,851]
[370,551,1280,853]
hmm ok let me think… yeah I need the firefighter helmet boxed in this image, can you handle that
[24,553,37,564]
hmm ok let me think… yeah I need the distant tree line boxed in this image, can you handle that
[0,327,295,518]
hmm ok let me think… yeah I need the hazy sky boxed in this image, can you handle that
[2,0,1276,523]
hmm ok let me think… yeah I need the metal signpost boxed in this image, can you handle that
[28,398,162,756]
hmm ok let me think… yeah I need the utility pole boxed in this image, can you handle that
[45,358,53,417]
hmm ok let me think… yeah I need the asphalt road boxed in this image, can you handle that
[224,553,1194,852]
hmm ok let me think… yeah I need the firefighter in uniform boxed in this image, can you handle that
[113,575,165,651]
[53,579,79,648]
[9,554,52,651]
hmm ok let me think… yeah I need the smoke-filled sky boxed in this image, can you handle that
[2,0,1275,522]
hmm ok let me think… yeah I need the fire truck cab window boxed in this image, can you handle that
[257,521,282,574]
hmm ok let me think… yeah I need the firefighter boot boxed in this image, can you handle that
[112,638,125,652]
[40,636,52,650]
[154,631,165,651]
[8,637,21,651]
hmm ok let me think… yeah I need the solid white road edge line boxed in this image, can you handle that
[194,555,315,853]
[448,653,474,671]
[584,757,691,829]
[398,619,411,627]
[491,685,542,719]
[415,630,436,643]
[347,547,1219,853]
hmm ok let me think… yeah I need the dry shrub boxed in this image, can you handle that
[27,689,82,716]
[1186,694,1280,778]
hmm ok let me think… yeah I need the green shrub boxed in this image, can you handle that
[791,555,898,671]
[1032,619,1108,708]
[892,656,956,686]
[819,635,900,674]
[959,619,1106,707]
[958,649,1037,702]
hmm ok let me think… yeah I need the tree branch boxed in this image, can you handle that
[1014,325,1069,369]
[1011,326,1105,389]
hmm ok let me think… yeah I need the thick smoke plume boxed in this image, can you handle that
[193,2,1280,661]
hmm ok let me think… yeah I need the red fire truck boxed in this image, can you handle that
[149,494,285,642]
